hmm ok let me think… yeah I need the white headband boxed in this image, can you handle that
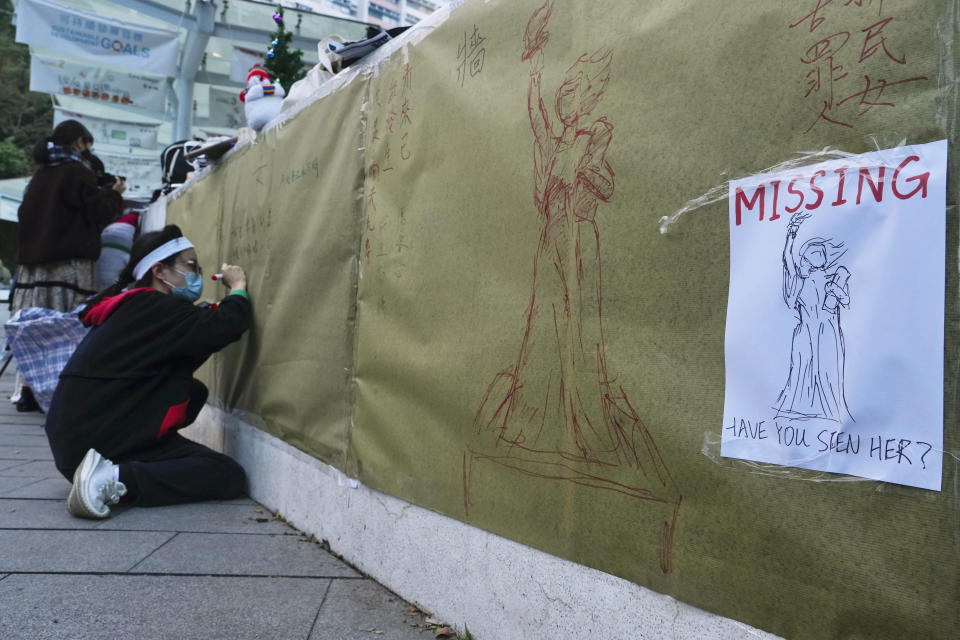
[133,237,194,281]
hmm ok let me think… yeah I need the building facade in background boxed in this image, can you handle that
[323,0,445,28]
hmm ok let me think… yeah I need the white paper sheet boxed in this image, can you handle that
[722,140,947,491]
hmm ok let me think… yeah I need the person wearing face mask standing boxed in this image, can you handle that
[44,224,251,519]
[12,120,126,411]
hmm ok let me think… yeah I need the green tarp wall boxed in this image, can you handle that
[166,1,960,638]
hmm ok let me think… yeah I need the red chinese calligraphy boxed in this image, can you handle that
[859,17,905,64]
[791,1,926,134]
[790,0,834,32]
[363,62,416,265]
[837,74,927,114]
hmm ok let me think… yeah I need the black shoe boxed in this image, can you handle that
[16,387,41,413]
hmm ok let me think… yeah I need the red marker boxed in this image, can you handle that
[211,273,224,281]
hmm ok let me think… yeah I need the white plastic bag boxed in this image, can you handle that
[279,38,340,116]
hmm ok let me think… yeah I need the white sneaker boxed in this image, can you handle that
[67,449,127,519]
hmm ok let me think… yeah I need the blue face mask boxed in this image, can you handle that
[165,270,203,302]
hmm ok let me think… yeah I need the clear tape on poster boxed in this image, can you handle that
[701,201,960,489]
[658,1,958,236]
[657,135,916,234]
[691,134,958,489]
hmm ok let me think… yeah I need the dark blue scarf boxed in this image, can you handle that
[45,143,90,169]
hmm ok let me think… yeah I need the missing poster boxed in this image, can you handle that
[722,140,947,490]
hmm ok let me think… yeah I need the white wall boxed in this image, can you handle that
[184,406,781,640]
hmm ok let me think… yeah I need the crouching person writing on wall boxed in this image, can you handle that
[44,224,252,519]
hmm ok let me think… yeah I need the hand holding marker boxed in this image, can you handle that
[212,264,247,291]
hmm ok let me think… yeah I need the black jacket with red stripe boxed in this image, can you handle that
[44,287,252,477]
[18,162,123,264]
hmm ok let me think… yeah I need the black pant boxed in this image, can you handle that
[50,377,246,507]
[112,434,247,507]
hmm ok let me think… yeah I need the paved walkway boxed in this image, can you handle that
[0,367,436,639]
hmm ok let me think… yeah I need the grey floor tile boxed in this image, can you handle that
[0,445,53,460]
[310,578,430,639]
[0,415,46,425]
[0,434,47,446]
[0,475,42,495]
[0,499,102,530]
[0,529,174,572]
[0,459,31,473]
[1,476,70,499]
[133,532,360,577]
[211,496,257,505]
[0,460,60,477]
[97,502,291,535]
[0,406,33,415]
[0,574,330,640]
[0,424,45,436]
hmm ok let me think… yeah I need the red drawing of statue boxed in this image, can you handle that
[463,0,682,573]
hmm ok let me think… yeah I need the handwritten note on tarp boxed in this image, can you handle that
[722,140,947,490]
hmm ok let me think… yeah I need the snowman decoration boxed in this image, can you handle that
[239,64,285,132]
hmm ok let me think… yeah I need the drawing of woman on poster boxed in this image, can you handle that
[775,211,854,424]
[465,0,681,574]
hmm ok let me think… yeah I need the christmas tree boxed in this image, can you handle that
[264,6,305,92]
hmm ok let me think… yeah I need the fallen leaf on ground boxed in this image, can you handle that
[435,626,454,638]
[425,616,441,626]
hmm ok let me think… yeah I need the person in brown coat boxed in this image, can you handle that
[11,119,126,411]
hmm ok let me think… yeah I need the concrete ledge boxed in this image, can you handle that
[184,406,780,640]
